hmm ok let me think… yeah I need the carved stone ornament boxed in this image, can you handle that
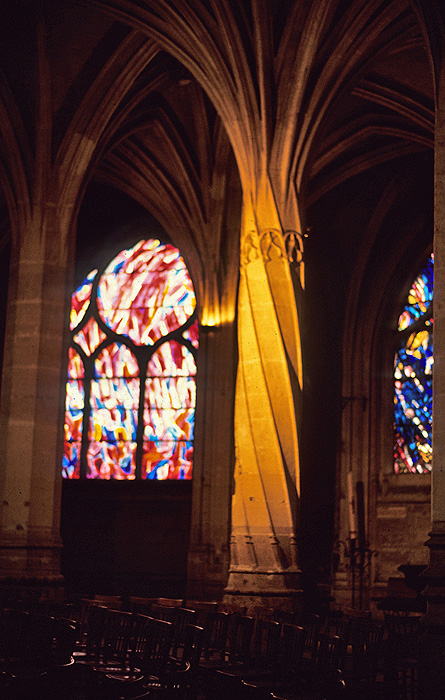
[241,229,261,266]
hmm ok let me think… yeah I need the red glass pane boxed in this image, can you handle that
[182,320,199,349]
[68,348,84,379]
[63,441,81,479]
[73,317,106,356]
[70,270,97,331]
[95,343,139,378]
[142,440,193,480]
[148,341,197,377]
[145,377,196,410]
[86,441,136,479]
[65,380,84,442]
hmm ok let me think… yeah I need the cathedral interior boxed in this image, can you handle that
[1,1,445,694]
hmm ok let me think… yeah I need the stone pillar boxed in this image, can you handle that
[0,211,70,599]
[224,186,304,611]
[418,32,445,698]
[186,321,236,600]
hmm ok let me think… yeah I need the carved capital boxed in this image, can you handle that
[242,227,306,267]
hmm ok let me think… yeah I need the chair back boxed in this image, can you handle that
[156,597,183,607]
[102,609,136,668]
[279,623,306,676]
[252,619,281,667]
[202,610,230,662]
[150,603,178,623]
[228,615,255,664]
[138,617,175,679]
[181,624,205,672]
[171,608,199,656]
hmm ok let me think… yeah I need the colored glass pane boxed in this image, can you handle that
[148,341,197,377]
[95,343,139,378]
[70,270,97,331]
[398,255,433,331]
[143,406,195,442]
[68,348,84,379]
[89,378,139,442]
[145,377,196,410]
[87,441,136,479]
[63,441,82,479]
[65,379,84,443]
[394,255,433,473]
[73,317,107,356]
[183,320,199,349]
[142,439,193,480]
[97,239,195,345]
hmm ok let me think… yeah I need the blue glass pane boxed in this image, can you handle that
[394,256,434,473]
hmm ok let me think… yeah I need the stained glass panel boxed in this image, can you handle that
[95,343,139,378]
[97,239,195,346]
[87,441,137,479]
[398,255,433,331]
[68,348,84,379]
[65,379,84,442]
[183,320,199,349]
[89,378,139,442]
[145,377,196,410]
[143,406,195,441]
[148,341,197,377]
[63,442,82,479]
[394,254,433,473]
[70,270,97,331]
[142,439,193,480]
[73,317,107,356]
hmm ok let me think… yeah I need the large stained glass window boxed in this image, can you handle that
[63,239,198,480]
[394,254,433,473]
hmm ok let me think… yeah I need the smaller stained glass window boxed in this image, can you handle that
[394,254,433,473]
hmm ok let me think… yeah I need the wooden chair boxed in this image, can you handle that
[383,611,422,700]
[94,595,122,607]
[128,597,157,616]
[157,624,204,699]
[150,603,179,624]
[101,616,175,698]
[227,615,255,666]
[307,632,346,700]
[171,607,199,657]
[73,604,107,665]
[224,618,282,686]
[156,597,183,607]
[200,610,230,666]
[244,624,306,698]
[99,609,137,673]
[184,600,219,627]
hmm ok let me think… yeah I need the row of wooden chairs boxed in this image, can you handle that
[0,595,423,700]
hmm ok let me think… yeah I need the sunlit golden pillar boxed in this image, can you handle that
[225,185,304,609]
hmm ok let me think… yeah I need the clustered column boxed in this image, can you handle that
[0,210,70,593]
